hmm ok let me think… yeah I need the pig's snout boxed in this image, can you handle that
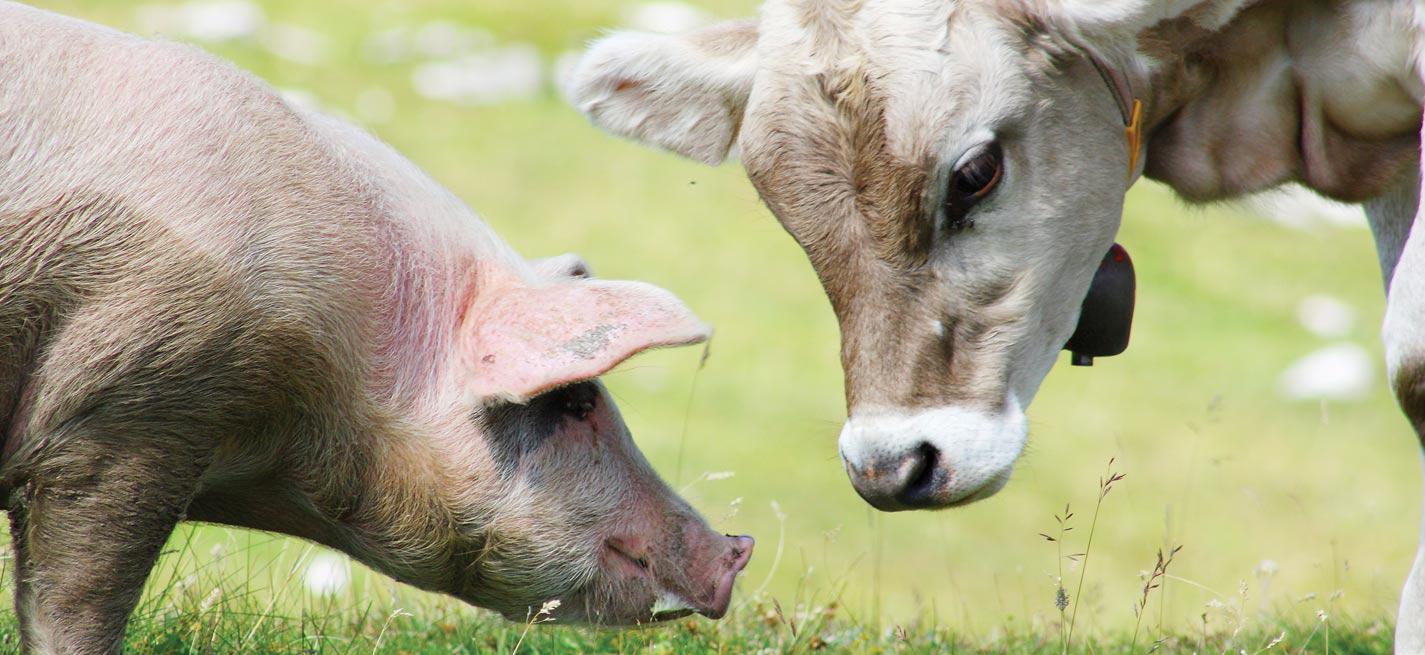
[696,534,754,619]
[607,532,754,621]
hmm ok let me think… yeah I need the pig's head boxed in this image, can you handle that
[434,257,752,624]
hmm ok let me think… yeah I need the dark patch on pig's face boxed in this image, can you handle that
[478,381,606,474]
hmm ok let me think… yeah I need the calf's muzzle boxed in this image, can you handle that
[838,403,1028,511]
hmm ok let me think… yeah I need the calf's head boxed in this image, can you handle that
[567,1,1188,510]
[440,263,752,623]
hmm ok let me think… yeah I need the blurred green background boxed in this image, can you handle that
[24,0,1421,639]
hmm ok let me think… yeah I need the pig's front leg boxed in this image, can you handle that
[6,442,204,655]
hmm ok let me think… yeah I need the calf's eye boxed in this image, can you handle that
[943,142,1003,231]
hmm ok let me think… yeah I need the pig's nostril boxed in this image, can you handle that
[727,535,755,571]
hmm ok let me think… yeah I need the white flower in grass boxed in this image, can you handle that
[262,23,329,65]
[1297,295,1355,339]
[410,46,543,106]
[1278,343,1374,401]
[355,87,396,125]
[199,587,223,613]
[304,553,350,596]
[622,2,711,33]
[136,0,264,42]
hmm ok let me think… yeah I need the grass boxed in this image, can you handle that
[3,459,1395,653]
[11,0,1424,651]
[101,594,1399,654]
[0,511,1393,653]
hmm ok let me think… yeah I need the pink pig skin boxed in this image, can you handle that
[0,3,750,651]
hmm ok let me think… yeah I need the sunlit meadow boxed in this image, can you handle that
[9,0,1419,652]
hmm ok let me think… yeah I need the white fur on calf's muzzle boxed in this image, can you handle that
[838,399,1028,511]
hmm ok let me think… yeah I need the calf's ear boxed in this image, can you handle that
[1045,0,1244,37]
[565,19,758,165]
[461,279,710,404]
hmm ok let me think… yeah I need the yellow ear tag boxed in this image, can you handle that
[1125,98,1143,179]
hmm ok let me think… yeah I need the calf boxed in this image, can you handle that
[0,4,752,653]
[568,0,1423,648]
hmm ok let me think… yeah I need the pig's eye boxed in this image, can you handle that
[556,382,599,420]
[636,557,650,570]
[943,142,1003,231]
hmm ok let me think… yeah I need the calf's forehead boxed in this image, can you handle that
[751,0,1030,165]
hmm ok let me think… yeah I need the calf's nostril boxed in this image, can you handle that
[844,441,949,511]
[896,442,943,506]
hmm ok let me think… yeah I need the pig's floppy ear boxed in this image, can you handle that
[565,19,758,166]
[530,253,593,280]
[463,280,710,404]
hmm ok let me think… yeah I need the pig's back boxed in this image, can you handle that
[0,2,379,259]
[0,3,507,451]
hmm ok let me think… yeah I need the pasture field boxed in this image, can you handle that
[4,544,1398,653]
[12,0,1422,651]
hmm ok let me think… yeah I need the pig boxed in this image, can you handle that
[0,3,753,653]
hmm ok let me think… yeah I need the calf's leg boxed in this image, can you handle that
[1368,159,1425,654]
[7,441,203,655]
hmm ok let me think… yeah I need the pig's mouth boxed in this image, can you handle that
[649,591,697,622]
[601,534,755,622]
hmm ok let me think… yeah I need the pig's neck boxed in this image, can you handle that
[326,251,522,592]
[363,245,472,412]
[309,413,470,594]
[194,407,466,595]
[367,237,529,418]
